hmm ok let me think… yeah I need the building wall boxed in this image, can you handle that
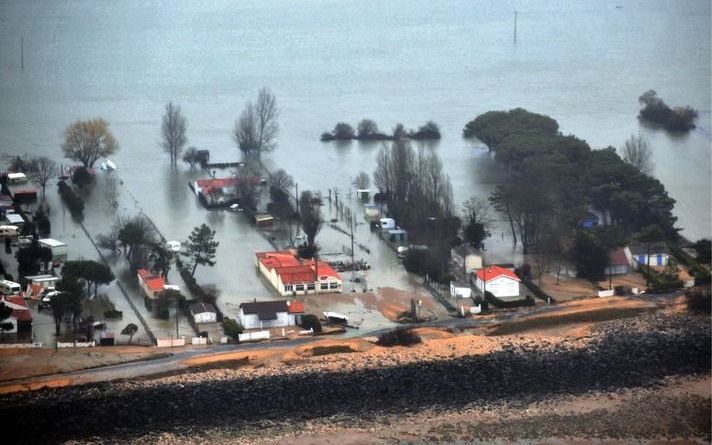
[634,253,669,267]
[475,276,519,298]
[194,312,217,324]
[604,264,630,276]
[239,311,290,330]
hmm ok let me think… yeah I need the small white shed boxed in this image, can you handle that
[39,238,68,258]
[190,302,217,324]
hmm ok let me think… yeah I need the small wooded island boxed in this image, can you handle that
[638,89,698,132]
[321,119,441,141]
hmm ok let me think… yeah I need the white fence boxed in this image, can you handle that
[238,330,270,342]
[191,337,208,345]
[459,305,482,316]
[57,341,96,348]
[0,343,40,349]
[597,289,615,298]
[156,337,186,347]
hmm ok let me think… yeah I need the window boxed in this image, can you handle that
[284,285,293,292]
[296,284,304,291]
[329,282,338,289]
[320,282,329,290]
[307,283,315,291]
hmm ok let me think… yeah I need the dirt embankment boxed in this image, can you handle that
[0,313,709,445]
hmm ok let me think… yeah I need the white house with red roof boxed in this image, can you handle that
[255,250,342,296]
[239,299,305,329]
[137,269,166,300]
[473,266,521,300]
[0,295,32,333]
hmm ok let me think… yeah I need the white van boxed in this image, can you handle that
[7,172,27,184]
[0,280,22,295]
[0,225,19,237]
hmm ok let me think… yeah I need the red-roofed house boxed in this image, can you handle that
[256,251,342,296]
[0,295,32,333]
[604,247,632,276]
[137,269,166,300]
[473,266,521,300]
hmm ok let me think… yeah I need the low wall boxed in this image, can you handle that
[191,337,208,345]
[0,343,40,349]
[156,337,186,348]
[597,289,615,298]
[57,341,96,348]
[238,330,270,342]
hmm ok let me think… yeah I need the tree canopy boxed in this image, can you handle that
[62,118,119,168]
[182,224,219,276]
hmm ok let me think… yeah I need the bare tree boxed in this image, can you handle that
[620,134,654,176]
[270,168,294,194]
[62,118,119,168]
[299,191,322,252]
[182,146,200,168]
[234,102,258,155]
[161,102,188,167]
[254,87,279,156]
[234,88,279,157]
[26,156,57,197]
[352,171,370,190]
[373,142,392,195]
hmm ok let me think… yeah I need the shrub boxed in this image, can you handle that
[410,121,441,140]
[311,345,355,356]
[58,181,84,216]
[377,328,422,347]
[223,317,244,340]
[104,309,123,319]
[299,314,322,333]
[685,286,711,314]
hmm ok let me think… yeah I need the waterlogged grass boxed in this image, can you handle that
[487,307,650,336]
[311,345,356,356]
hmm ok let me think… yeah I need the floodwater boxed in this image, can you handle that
[0,0,710,334]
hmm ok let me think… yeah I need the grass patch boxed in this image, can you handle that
[310,345,356,356]
[487,307,650,336]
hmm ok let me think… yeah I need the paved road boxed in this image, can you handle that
[0,292,678,392]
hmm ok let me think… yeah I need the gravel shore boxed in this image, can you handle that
[2,313,710,444]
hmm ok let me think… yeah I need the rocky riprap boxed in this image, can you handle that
[1,313,709,444]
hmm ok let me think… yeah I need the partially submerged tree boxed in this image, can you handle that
[352,172,370,190]
[620,134,654,176]
[332,122,355,139]
[62,118,119,168]
[298,191,322,258]
[0,303,13,336]
[181,146,201,168]
[117,216,156,262]
[270,168,294,196]
[234,88,279,157]
[161,102,188,167]
[26,156,58,197]
[462,197,492,249]
[61,260,115,296]
[357,119,379,139]
[121,323,139,344]
[182,224,219,276]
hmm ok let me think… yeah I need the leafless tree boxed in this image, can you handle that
[161,102,188,167]
[270,168,294,194]
[62,118,119,168]
[234,88,279,157]
[374,142,392,195]
[620,134,654,176]
[234,102,258,155]
[352,171,370,190]
[26,156,57,197]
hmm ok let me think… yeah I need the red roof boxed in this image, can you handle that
[475,266,520,283]
[287,300,304,314]
[11,309,32,322]
[609,248,629,267]
[2,296,28,308]
[256,251,341,284]
[137,269,165,292]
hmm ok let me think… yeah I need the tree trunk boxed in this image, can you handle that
[191,261,198,277]
[55,319,61,336]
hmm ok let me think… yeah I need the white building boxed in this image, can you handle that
[450,281,472,299]
[474,266,521,300]
[629,241,670,268]
[255,251,342,296]
[39,238,68,258]
[189,302,217,324]
[238,300,304,330]
[451,244,484,275]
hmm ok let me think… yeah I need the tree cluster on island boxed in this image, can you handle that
[638,90,698,132]
[463,108,678,282]
[321,120,441,142]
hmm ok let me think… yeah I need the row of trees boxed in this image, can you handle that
[321,120,441,142]
[463,108,679,280]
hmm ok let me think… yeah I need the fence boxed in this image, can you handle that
[423,276,457,312]
[238,330,270,342]
[191,337,208,345]
[0,343,40,349]
[79,221,157,345]
[57,341,96,348]
[597,289,615,298]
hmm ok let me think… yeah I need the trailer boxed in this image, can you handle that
[39,238,68,259]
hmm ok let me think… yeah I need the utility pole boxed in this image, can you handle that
[295,182,299,214]
[21,37,24,70]
[350,217,356,291]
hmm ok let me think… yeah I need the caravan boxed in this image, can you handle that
[0,280,22,295]
[0,225,19,237]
